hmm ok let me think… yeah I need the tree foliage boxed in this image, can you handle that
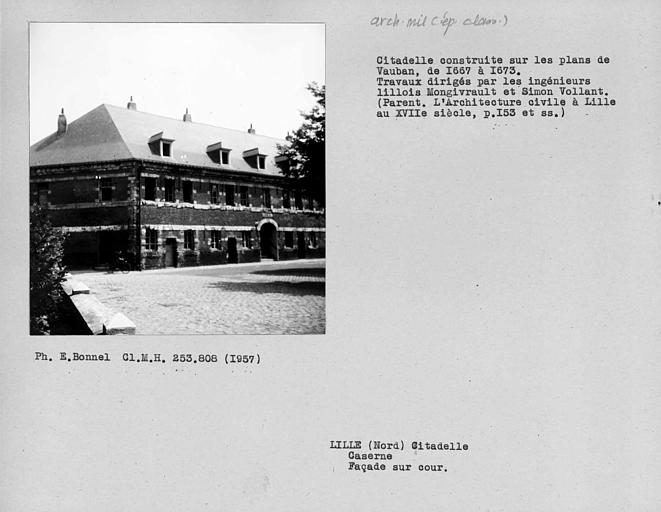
[277,82,325,205]
[30,204,67,334]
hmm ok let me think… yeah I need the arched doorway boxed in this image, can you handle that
[259,222,278,260]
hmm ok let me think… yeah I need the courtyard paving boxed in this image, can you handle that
[74,259,325,335]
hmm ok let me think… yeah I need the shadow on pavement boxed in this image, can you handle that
[251,268,326,278]
[206,280,325,296]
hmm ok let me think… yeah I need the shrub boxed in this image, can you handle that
[30,204,67,334]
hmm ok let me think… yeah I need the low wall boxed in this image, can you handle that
[60,276,136,335]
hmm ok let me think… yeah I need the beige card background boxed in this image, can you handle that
[2,0,661,510]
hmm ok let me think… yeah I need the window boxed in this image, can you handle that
[309,231,317,247]
[240,186,249,206]
[206,142,231,165]
[242,148,266,169]
[294,190,303,210]
[262,187,271,208]
[183,180,193,203]
[209,230,223,249]
[100,178,113,201]
[149,132,175,157]
[242,231,252,248]
[210,183,219,204]
[165,179,176,202]
[282,189,291,209]
[274,155,289,171]
[284,232,294,248]
[145,228,158,251]
[144,177,157,201]
[37,183,49,205]
[184,230,195,250]
[225,184,235,206]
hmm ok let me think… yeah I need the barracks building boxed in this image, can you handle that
[29,99,325,270]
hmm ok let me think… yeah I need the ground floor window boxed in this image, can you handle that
[309,231,317,247]
[184,230,195,250]
[210,230,222,249]
[242,231,252,248]
[284,231,294,248]
[145,228,158,250]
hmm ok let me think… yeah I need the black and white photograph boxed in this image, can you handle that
[29,22,326,335]
[3,1,661,511]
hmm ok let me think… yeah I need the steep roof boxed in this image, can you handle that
[30,104,287,176]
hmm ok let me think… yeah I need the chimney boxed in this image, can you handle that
[247,123,256,134]
[57,108,67,135]
[183,107,192,122]
[127,96,137,110]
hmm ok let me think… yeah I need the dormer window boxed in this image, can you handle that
[243,148,267,170]
[149,132,175,157]
[274,154,289,172]
[206,142,231,165]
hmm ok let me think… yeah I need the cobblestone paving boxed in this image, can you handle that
[75,260,325,335]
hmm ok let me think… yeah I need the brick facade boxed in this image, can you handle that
[30,104,325,270]
[30,160,325,269]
